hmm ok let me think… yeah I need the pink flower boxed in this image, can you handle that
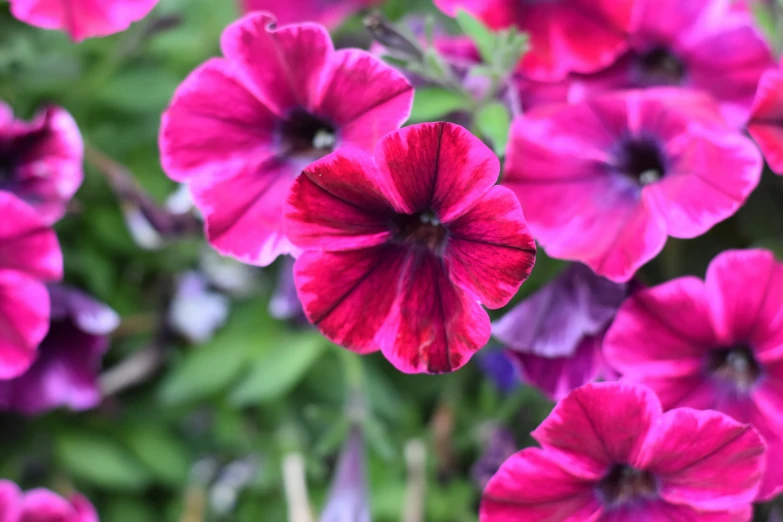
[8,0,159,42]
[748,62,783,174]
[0,192,62,381]
[560,0,775,127]
[433,0,635,81]
[241,0,380,28]
[1,103,83,224]
[502,88,762,282]
[160,13,414,266]
[0,480,98,522]
[603,249,783,499]
[0,285,119,415]
[480,382,765,522]
[493,264,628,400]
[283,122,536,374]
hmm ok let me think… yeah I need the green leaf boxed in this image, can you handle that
[124,426,190,485]
[159,300,282,405]
[229,333,328,406]
[410,87,469,122]
[476,102,511,156]
[57,433,151,490]
[105,498,159,522]
[455,9,495,63]
[94,67,181,113]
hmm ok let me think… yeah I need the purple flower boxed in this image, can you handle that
[319,427,369,522]
[0,284,119,415]
[492,264,627,400]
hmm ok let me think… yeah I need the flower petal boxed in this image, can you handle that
[748,68,783,174]
[294,246,406,354]
[479,447,601,522]
[14,106,84,224]
[160,58,279,183]
[0,270,50,380]
[643,408,764,510]
[0,480,22,522]
[445,186,535,309]
[643,129,761,239]
[20,489,77,522]
[9,0,159,41]
[0,193,62,281]
[531,382,661,478]
[493,263,627,357]
[603,277,718,379]
[220,12,332,115]
[191,158,297,266]
[705,249,783,349]
[318,50,413,152]
[374,122,499,221]
[506,335,607,401]
[381,252,491,374]
[284,149,397,252]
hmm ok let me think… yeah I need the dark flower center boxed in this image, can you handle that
[706,346,761,392]
[636,46,686,86]
[598,465,658,508]
[391,210,448,253]
[614,137,667,185]
[277,108,337,160]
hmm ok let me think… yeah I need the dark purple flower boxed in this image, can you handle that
[0,284,119,415]
[319,426,369,522]
[471,425,517,490]
[492,264,627,400]
[477,349,518,394]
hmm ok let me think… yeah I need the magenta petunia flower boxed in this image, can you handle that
[160,12,414,267]
[433,0,634,81]
[480,382,765,522]
[241,0,380,28]
[0,284,119,415]
[0,103,83,224]
[8,0,159,42]
[561,0,775,127]
[0,480,98,522]
[604,249,783,499]
[493,264,628,400]
[0,192,62,381]
[748,62,783,174]
[503,88,762,283]
[284,122,536,374]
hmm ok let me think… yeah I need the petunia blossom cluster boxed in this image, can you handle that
[6,0,783,519]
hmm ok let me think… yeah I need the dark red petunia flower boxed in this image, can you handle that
[503,88,762,282]
[284,122,536,374]
[0,192,62,380]
[434,0,635,81]
[604,249,783,500]
[480,382,765,522]
[748,61,783,174]
[160,13,413,267]
[8,0,159,41]
[0,103,83,224]
[241,0,380,29]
